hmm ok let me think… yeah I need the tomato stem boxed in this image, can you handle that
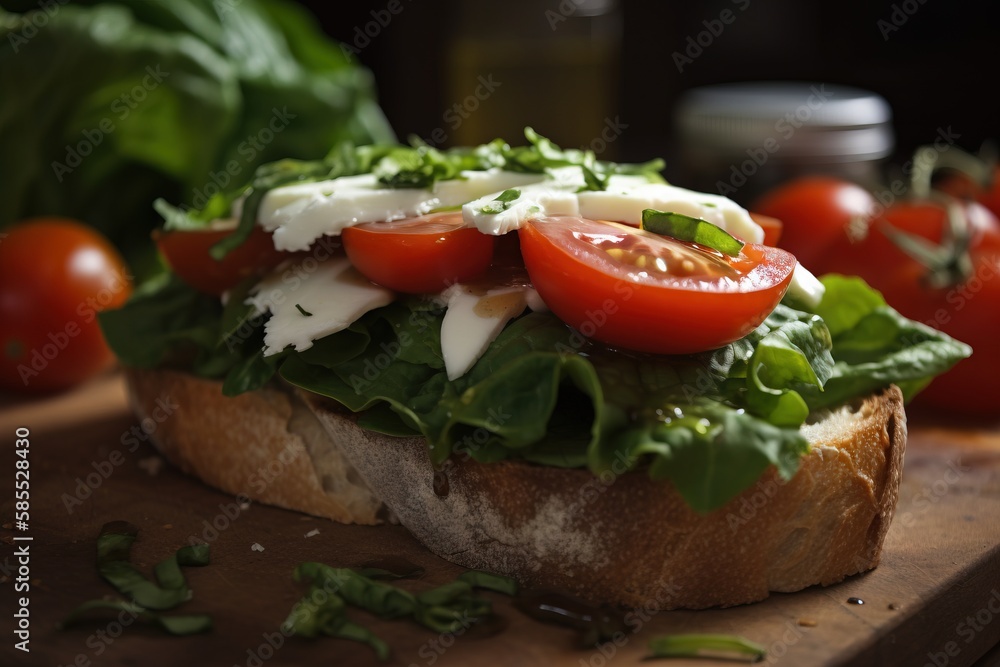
[878,195,974,288]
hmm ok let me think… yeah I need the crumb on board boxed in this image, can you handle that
[305,529,320,538]
[138,456,164,476]
[797,618,818,627]
[251,542,265,552]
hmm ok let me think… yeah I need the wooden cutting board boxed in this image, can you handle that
[1,373,999,667]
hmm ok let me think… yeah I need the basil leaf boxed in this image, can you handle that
[62,523,212,637]
[61,600,212,636]
[649,634,766,661]
[478,188,521,215]
[284,584,390,660]
[641,209,745,256]
[96,522,208,611]
[457,570,519,596]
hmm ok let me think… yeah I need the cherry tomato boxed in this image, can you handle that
[518,217,796,354]
[936,165,1000,220]
[155,225,287,295]
[342,213,495,293]
[826,199,1000,415]
[0,219,132,393]
[749,212,783,246]
[752,177,876,268]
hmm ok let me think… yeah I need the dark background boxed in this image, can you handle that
[299,0,998,199]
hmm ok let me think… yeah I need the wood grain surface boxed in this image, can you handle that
[1,373,999,667]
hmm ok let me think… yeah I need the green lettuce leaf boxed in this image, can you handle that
[0,0,393,268]
[100,269,970,514]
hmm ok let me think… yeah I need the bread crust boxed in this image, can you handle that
[125,368,383,525]
[125,368,905,609]
[302,386,905,609]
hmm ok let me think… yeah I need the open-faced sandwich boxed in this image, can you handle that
[101,129,970,609]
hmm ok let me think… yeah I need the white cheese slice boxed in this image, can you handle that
[439,285,529,380]
[247,257,394,356]
[787,262,825,309]
[259,169,544,251]
[462,167,764,243]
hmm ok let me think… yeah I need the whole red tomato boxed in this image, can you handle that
[936,165,1000,220]
[751,177,876,269]
[0,219,133,393]
[827,199,1000,415]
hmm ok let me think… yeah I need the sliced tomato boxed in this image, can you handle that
[749,212,783,246]
[518,217,796,354]
[342,213,495,293]
[155,225,287,295]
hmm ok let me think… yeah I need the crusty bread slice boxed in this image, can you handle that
[125,368,384,525]
[126,367,905,609]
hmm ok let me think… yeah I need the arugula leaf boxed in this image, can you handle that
[641,209,745,256]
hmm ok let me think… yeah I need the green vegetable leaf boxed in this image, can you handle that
[457,570,519,596]
[648,634,766,662]
[478,189,521,215]
[62,522,212,636]
[0,0,394,268]
[95,521,208,610]
[804,275,972,408]
[641,209,745,256]
[61,600,212,636]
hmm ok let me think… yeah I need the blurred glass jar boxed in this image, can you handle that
[672,82,894,204]
[446,0,622,157]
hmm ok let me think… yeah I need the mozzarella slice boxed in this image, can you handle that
[440,285,529,380]
[787,263,825,308]
[259,169,544,251]
[247,257,394,356]
[462,166,764,243]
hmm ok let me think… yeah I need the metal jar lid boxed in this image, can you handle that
[674,82,894,162]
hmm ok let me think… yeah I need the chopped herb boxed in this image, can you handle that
[478,189,521,215]
[157,128,666,259]
[62,600,212,636]
[295,304,314,317]
[427,204,464,214]
[641,209,745,256]
[286,564,517,660]
[648,634,766,662]
[457,570,519,596]
[61,522,212,636]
